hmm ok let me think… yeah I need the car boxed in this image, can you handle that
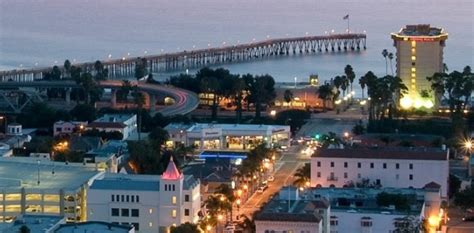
[257,185,268,193]
[267,176,275,182]
[462,215,474,221]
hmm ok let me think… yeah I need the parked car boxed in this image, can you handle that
[257,185,268,193]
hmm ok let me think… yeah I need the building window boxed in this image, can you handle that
[396,163,400,169]
[111,195,114,202]
[185,195,190,202]
[185,209,190,216]
[121,208,129,217]
[358,162,361,168]
[149,222,153,227]
[132,223,139,231]
[317,172,321,178]
[411,67,416,72]
[172,196,177,204]
[131,195,135,202]
[126,195,129,202]
[409,164,413,170]
[317,161,321,167]
[344,162,348,168]
[370,163,374,168]
[111,208,119,216]
[357,173,361,178]
[411,41,416,47]
[361,220,372,227]
[376,179,381,185]
[411,56,416,61]
[172,185,175,191]
[412,62,416,66]
[330,216,338,226]
[165,184,167,191]
[149,209,153,214]
[131,209,139,217]
[171,209,177,218]
[344,172,348,178]
[409,174,413,180]
[383,163,387,169]
[330,162,334,167]
[136,196,139,203]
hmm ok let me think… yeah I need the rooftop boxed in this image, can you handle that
[165,123,290,133]
[395,24,445,36]
[162,157,183,180]
[95,114,135,123]
[90,173,199,191]
[55,221,133,233]
[0,215,64,233]
[312,147,448,161]
[0,157,100,191]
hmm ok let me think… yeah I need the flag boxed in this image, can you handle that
[343,14,349,20]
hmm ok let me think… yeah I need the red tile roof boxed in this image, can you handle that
[313,148,447,161]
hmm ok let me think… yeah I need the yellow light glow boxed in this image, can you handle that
[243,184,248,190]
[411,41,416,47]
[305,181,310,187]
[236,199,241,205]
[423,100,434,109]
[411,73,416,78]
[411,85,416,89]
[219,196,225,202]
[343,132,349,138]
[334,99,342,105]
[217,214,224,220]
[428,215,440,227]
[400,96,413,109]
[414,99,423,108]
[206,225,212,231]
[411,48,416,54]
[411,56,416,61]
[464,140,472,150]
[411,67,416,72]
[270,110,276,116]
[411,79,416,83]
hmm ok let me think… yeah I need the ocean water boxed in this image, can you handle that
[0,0,473,86]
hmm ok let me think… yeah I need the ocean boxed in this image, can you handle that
[0,0,473,86]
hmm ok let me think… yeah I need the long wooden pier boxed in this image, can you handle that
[0,33,366,82]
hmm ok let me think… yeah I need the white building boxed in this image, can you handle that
[0,157,102,223]
[87,158,201,233]
[255,186,443,233]
[165,123,290,151]
[53,121,87,136]
[391,24,448,109]
[86,114,137,140]
[310,147,449,198]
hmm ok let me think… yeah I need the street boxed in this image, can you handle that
[238,145,310,219]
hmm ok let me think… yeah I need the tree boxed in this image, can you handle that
[148,127,169,149]
[293,163,310,188]
[320,132,343,148]
[359,75,367,99]
[454,186,474,210]
[344,65,356,93]
[170,223,199,233]
[392,215,426,233]
[352,123,365,135]
[127,140,164,174]
[232,76,246,123]
[70,104,97,122]
[134,58,148,81]
[132,86,145,140]
[19,225,31,233]
[449,174,461,198]
[283,89,293,108]
[388,52,394,76]
[382,49,389,75]
[64,59,71,78]
[250,74,276,120]
[93,60,108,80]
[237,215,255,233]
[117,80,132,102]
[317,83,334,112]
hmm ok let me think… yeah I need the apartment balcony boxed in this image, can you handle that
[327,176,338,181]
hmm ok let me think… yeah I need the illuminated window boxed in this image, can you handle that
[149,222,153,227]
[411,67,416,72]
[411,85,416,89]
[411,41,416,47]
[149,209,153,214]
[171,209,177,218]
[26,194,41,201]
[411,56,416,61]
[172,196,177,204]
[411,48,416,54]
[411,73,416,78]
[411,79,416,83]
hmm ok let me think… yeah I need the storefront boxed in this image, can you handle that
[165,123,291,152]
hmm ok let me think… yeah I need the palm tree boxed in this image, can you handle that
[237,215,255,233]
[283,89,293,108]
[382,49,389,75]
[388,52,394,76]
[317,83,333,112]
[232,76,246,123]
[359,75,367,99]
[344,65,355,93]
[340,75,349,97]
[333,76,343,93]
[64,59,71,78]
[293,163,310,188]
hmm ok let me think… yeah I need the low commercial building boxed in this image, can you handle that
[165,123,290,151]
[87,158,201,233]
[86,114,137,140]
[310,147,449,198]
[53,121,87,136]
[0,157,102,223]
[255,186,442,233]
[84,140,128,173]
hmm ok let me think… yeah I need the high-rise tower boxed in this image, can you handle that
[391,24,448,109]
